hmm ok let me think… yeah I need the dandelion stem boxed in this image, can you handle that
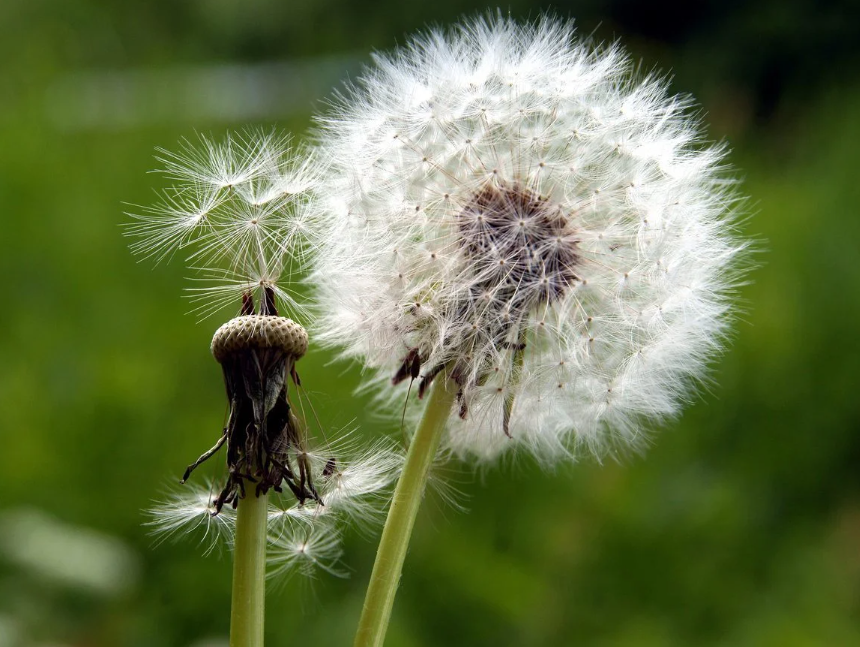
[354,376,456,647]
[230,485,268,647]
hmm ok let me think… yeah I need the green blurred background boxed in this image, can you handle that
[1,1,858,645]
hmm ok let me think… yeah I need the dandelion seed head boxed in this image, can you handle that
[129,125,398,580]
[312,14,748,463]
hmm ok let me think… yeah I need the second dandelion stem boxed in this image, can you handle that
[354,377,457,647]
[230,486,268,647]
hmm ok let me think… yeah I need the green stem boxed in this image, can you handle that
[354,377,457,647]
[230,485,268,647]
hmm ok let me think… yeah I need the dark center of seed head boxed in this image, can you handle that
[394,184,579,401]
[458,182,579,314]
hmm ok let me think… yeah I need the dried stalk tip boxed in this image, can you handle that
[211,315,308,363]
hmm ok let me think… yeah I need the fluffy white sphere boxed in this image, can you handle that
[312,15,747,463]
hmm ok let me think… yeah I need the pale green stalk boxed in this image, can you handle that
[230,486,268,647]
[354,377,457,647]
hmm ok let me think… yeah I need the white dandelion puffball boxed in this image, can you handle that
[312,15,747,463]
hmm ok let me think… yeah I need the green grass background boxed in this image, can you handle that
[1,1,858,645]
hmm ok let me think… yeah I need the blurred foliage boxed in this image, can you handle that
[0,1,858,646]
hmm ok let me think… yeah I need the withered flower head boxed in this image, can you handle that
[182,302,315,514]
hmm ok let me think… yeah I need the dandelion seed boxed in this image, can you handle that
[312,14,748,463]
[126,129,320,320]
[313,439,403,528]
[146,483,236,554]
[265,437,403,532]
[267,521,347,580]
